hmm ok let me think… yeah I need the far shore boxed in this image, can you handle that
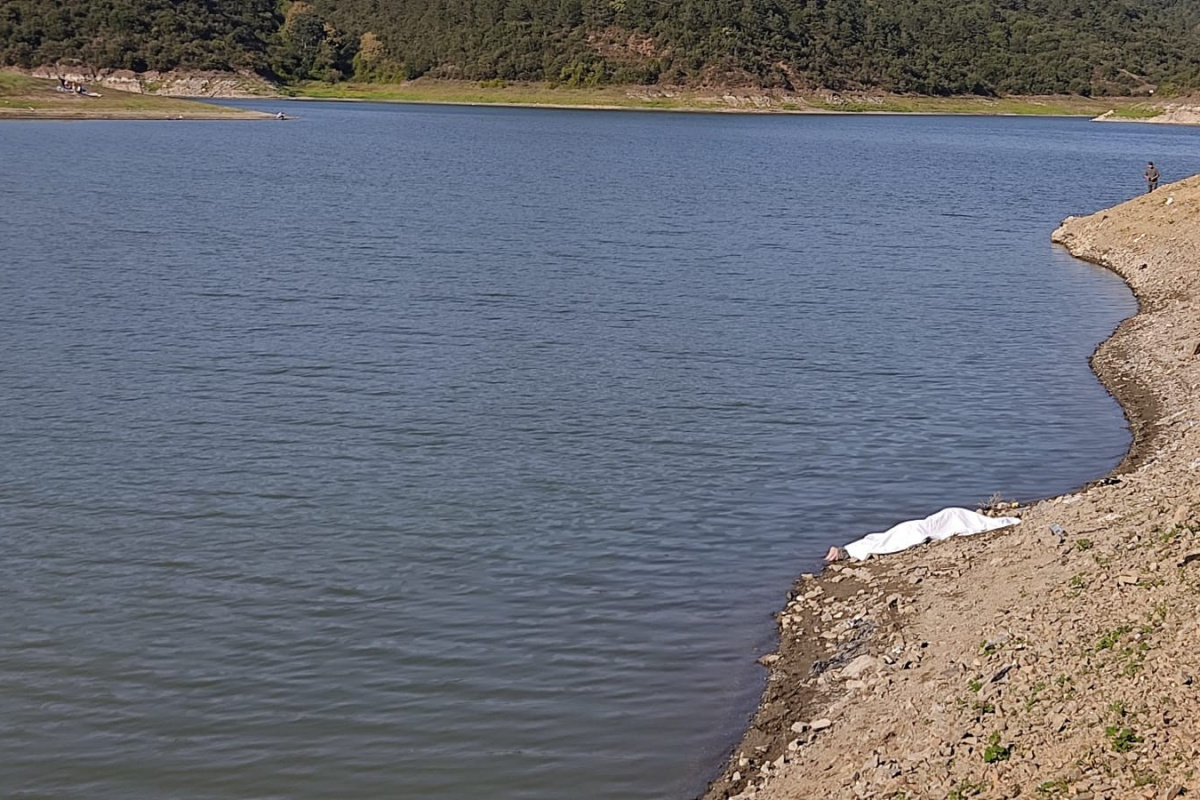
[0,72,272,121]
[281,79,1170,120]
[702,179,1200,799]
[8,67,1192,121]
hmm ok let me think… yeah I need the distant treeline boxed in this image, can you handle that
[3,0,1200,95]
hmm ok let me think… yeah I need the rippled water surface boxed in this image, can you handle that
[3,105,1199,798]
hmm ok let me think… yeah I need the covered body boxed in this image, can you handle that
[843,507,1020,561]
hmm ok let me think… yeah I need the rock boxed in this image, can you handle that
[1116,574,1139,586]
[841,655,879,679]
[790,722,809,734]
[984,633,1011,651]
[1161,785,1184,800]
[811,718,833,731]
[989,663,1014,683]
[758,654,780,666]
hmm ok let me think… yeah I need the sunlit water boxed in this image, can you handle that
[3,104,1198,798]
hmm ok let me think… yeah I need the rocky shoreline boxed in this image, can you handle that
[702,177,1200,800]
[19,67,278,98]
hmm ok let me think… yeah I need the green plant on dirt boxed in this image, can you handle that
[973,699,996,716]
[1076,538,1094,551]
[1097,625,1132,651]
[983,731,1011,763]
[1035,777,1070,796]
[1025,681,1047,710]
[947,779,988,799]
[1122,641,1150,677]
[1109,106,1164,120]
[1106,725,1143,752]
[968,677,983,693]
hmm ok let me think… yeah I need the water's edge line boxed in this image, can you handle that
[697,181,1182,799]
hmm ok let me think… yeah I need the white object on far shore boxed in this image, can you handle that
[842,507,1020,561]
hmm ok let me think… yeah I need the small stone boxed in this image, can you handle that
[790,722,809,734]
[811,718,833,731]
[842,655,879,679]
[732,771,741,782]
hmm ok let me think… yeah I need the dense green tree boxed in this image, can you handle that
[3,0,1200,94]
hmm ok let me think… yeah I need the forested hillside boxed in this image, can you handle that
[3,0,1200,95]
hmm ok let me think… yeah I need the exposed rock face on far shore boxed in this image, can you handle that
[1094,105,1200,125]
[23,67,278,98]
[703,177,1200,800]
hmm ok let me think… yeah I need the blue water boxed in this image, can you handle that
[2,104,1197,799]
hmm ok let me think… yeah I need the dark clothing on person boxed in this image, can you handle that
[1146,163,1160,192]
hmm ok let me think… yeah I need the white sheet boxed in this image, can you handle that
[843,507,1020,561]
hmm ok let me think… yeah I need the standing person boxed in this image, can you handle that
[1145,161,1160,193]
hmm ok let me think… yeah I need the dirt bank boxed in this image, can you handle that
[703,178,1200,800]
[20,67,278,98]
[1094,104,1200,126]
[0,72,273,120]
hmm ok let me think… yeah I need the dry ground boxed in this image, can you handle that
[0,72,270,120]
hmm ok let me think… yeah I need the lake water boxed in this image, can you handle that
[3,103,1198,799]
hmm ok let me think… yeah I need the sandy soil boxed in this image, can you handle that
[702,178,1200,800]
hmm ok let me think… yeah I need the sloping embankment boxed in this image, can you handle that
[703,177,1200,800]
[1094,105,1200,126]
[21,67,278,98]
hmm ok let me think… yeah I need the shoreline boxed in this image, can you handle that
[0,72,273,120]
[8,68,1188,121]
[702,179,1200,799]
[276,86,1158,120]
[276,93,1077,118]
[0,110,271,120]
